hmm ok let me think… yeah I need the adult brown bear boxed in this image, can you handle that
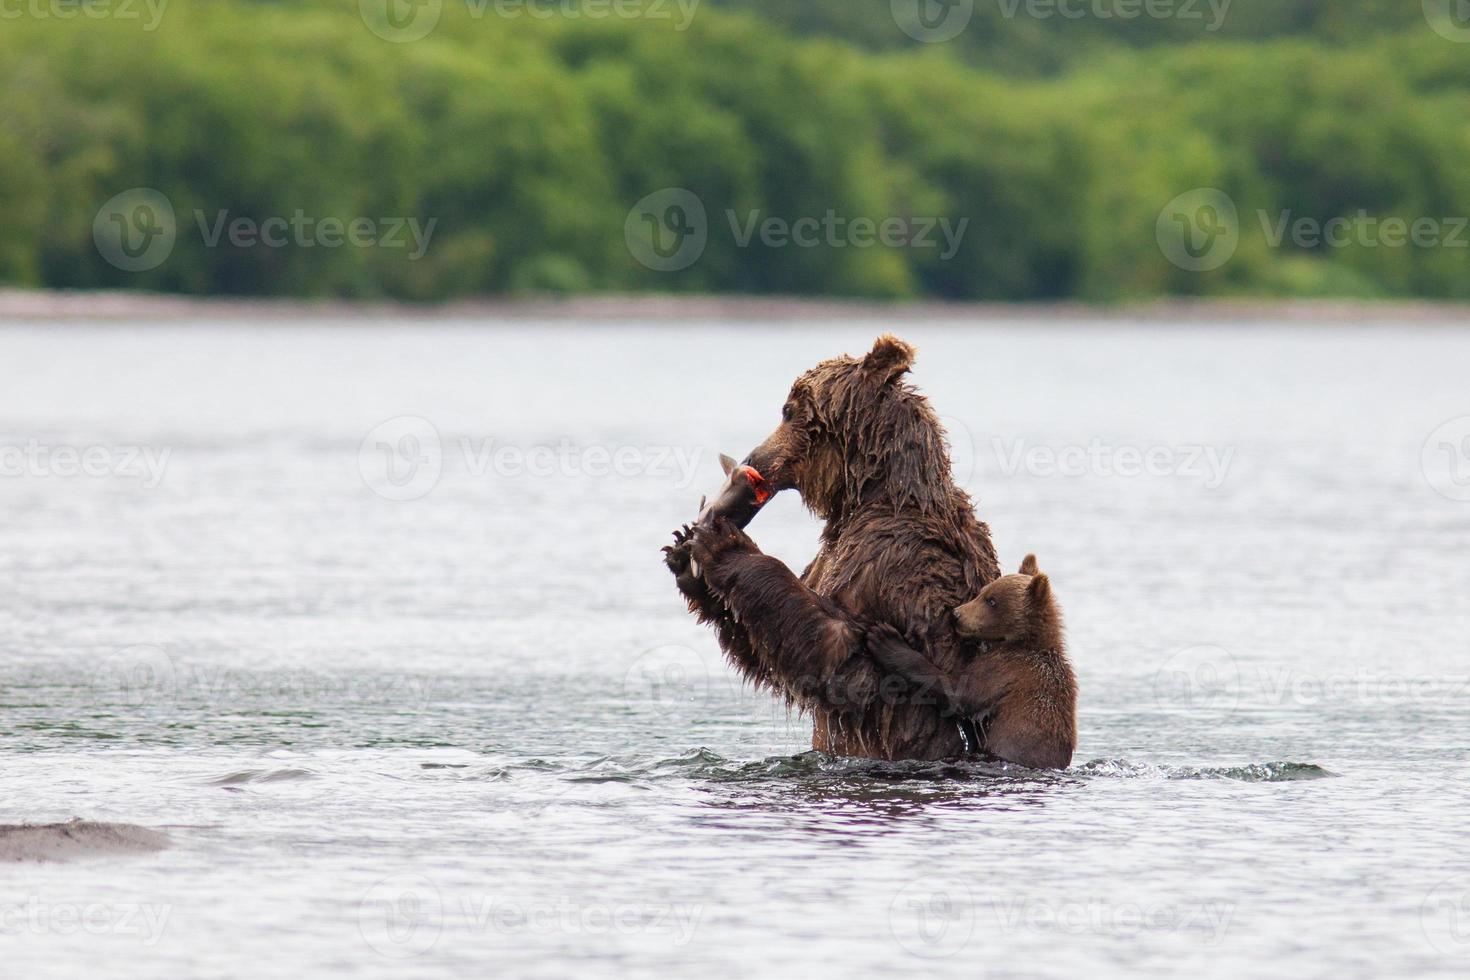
[664,335,1000,760]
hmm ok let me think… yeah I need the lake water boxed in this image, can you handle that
[2,317,1468,978]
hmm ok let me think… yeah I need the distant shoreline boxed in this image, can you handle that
[1,288,1467,324]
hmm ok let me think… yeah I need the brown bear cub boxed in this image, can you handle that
[866,555,1077,770]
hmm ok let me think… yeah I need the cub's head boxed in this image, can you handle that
[953,554,1059,646]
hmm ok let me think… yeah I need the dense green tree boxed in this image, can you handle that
[0,1,1464,301]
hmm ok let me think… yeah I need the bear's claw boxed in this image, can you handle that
[687,516,753,568]
[664,524,702,577]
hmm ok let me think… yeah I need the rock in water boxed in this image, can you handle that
[0,819,169,862]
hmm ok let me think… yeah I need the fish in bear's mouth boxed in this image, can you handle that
[697,453,773,529]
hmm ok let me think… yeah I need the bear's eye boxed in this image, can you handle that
[986,597,998,609]
[782,403,795,422]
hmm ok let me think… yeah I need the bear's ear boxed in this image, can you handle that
[862,334,916,385]
[1027,573,1051,606]
[1018,554,1039,576]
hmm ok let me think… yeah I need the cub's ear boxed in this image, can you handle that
[1027,573,1051,605]
[862,334,916,385]
[1018,554,1039,576]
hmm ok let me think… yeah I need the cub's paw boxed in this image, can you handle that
[866,623,915,670]
[688,516,755,569]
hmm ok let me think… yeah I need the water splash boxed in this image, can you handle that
[1077,759,1336,782]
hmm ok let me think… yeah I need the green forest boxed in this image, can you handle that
[0,0,1467,301]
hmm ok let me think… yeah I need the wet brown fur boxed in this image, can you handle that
[869,555,1078,770]
[664,336,1001,760]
